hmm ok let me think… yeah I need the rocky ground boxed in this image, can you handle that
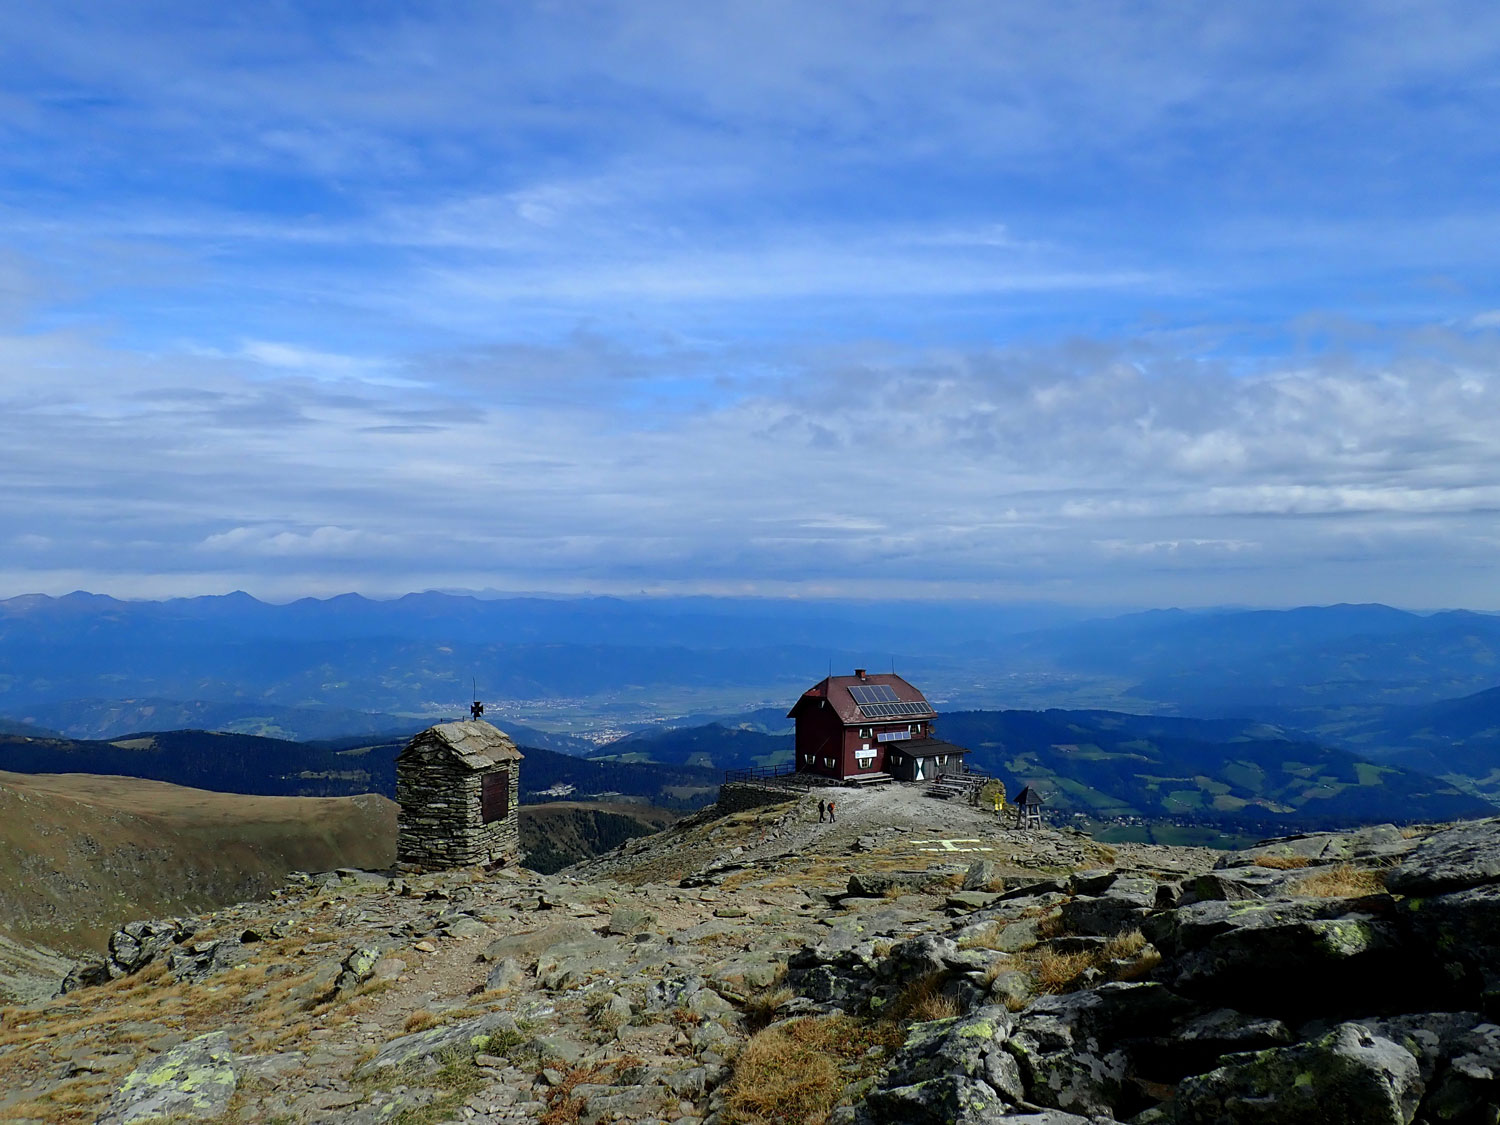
[1,784,1497,1124]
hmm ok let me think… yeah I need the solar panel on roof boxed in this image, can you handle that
[849,684,899,705]
[857,699,936,719]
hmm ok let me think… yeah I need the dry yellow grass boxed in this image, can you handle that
[1291,864,1386,898]
[1254,855,1314,870]
[957,922,1006,951]
[1032,948,1096,994]
[887,972,960,1022]
[403,1010,441,1033]
[1015,928,1158,994]
[743,985,795,1030]
[537,1062,610,1125]
[1103,930,1147,959]
[719,1016,902,1125]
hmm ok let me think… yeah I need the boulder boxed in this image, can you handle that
[998,878,1070,902]
[1007,983,1191,1117]
[964,860,1004,892]
[1386,819,1500,896]
[60,918,197,992]
[97,1031,238,1124]
[1180,867,1298,904]
[169,939,252,984]
[947,891,1005,912]
[1171,1022,1423,1125]
[847,871,951,897]
[1219,825,1414,868]
[334,946,382,997]
[1148,898,1438,1019]
[354,1012,524,1078]
[608,905,657,935]
[1422,1021,1500,1122]
[986,970,1032,1009]
[479,922,589,966]
[708,951,786,1000]
[1400,883,1500,1006]
[1059,877,1156,936]
[441,914,490,940]
[485,957,523,992]
[1345,1011,1484,1084]
[1131,1007,1292,1082]
[862,1007,1023,1124]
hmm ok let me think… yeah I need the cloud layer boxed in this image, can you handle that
[2,3,1499,605]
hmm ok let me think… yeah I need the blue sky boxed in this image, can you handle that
[3,1,1500,605]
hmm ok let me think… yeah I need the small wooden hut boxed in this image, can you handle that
[396,720,522,869]
[1014,785,1045,829]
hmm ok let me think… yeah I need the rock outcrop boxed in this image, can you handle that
[5,785,1500,1124]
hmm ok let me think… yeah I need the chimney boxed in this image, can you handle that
[855,668,867,680]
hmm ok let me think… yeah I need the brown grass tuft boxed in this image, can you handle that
[537,1062,609,1125]
[888,972,960,1023]
[719,1016,901,1125]
[1033,948,1096,994]
[1291,864,1387,898]
[743,985,794,1026]
[1254,855,1314,870]
[403,1010,440,1034]
[956,922,1004,951]
[1103,930,1147,960]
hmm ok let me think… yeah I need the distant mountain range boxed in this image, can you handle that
[5,590,1500,840]
[4,593,1499,730]
[1011,603,1500,711]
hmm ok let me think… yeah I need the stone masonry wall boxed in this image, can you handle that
[396,751,520,869]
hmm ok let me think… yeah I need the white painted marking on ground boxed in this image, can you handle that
[909,838,994,853]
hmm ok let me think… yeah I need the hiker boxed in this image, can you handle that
[828,799,836,823]
[818,798,827,822]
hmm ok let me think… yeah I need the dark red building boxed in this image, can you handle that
[788,669,969,782]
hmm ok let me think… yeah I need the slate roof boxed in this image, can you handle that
[399,720,524,770]
[787,672,936,724]
[886,737,968,757]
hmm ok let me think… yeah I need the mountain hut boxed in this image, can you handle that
[789,668,970,783]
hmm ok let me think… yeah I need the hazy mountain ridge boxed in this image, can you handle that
[0,729,721,811]
[588,722,792,770]
[6,594,1500,726]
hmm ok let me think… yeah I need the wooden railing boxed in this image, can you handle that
[723,764,824,790]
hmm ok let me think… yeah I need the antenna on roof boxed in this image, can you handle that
[890,656,895,674]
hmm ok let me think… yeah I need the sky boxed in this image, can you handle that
[3,1,1500,607]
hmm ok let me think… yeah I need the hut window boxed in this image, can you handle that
[482,769,510,823]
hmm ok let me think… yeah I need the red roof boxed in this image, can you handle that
[787,672,936,725]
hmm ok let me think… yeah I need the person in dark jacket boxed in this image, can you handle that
[818,798,827,822]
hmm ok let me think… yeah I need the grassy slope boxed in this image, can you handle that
[518,801,679,874]
[0,770,396,954]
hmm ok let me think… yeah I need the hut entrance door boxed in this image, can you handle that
[482,769,510,823]
[914,759,925,781]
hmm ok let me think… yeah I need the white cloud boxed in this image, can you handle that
[200,526,395,557]
[2,4,1500,606]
